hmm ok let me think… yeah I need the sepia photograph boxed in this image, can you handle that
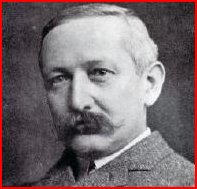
[3,2,194,186]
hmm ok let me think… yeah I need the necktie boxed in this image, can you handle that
[88,161,96,173]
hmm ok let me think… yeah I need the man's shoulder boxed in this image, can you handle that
[154,151,194,184]
[21,149,77,186]
[127,153,194,186]
[125,131,194,186]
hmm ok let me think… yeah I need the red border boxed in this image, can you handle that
[1,1,196,189]
[0,0,2,187]
[1,0,196,2]
[193,1,197,188]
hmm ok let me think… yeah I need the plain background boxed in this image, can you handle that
[3,3,194,186]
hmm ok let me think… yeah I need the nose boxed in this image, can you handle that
[69,72,93,111]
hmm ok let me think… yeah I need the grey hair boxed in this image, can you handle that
[40,3,158,74]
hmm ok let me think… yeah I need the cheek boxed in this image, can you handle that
[99,78,143,120]
[47,91,68,118]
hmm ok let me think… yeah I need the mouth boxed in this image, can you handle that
[74,122,100,135]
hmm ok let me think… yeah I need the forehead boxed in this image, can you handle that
[43,16,131,49]
[41,16,134,72]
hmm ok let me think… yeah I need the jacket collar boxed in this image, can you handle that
[103,131,173,171]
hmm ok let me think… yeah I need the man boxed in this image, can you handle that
[30,3,194,186]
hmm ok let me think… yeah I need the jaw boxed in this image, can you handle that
[70,134,113,155]
[67,131,130,159]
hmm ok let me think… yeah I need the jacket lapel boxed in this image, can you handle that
[75,163,128,186]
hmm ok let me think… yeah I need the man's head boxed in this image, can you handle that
[39,4,165,159]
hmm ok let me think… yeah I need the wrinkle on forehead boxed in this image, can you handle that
[43,16,132,52]
[41,16,134,72]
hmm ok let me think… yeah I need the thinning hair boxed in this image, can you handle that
[40,3,158,74]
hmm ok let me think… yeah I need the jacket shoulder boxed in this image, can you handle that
[127,148,194,186]
[125,131,194,186]
[151,152,194,186]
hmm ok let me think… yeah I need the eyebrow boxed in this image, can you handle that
[43,67,71,80]
[49,60,104,72]
[45,59,117,76]
[81,60,104,69]
[81,60,119,73]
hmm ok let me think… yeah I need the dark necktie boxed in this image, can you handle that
[88,161,96,173]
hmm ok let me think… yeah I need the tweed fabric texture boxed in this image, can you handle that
[27,131,194,186]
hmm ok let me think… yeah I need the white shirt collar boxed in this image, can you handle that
[94,127,151,169]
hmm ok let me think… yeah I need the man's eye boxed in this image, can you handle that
[47,75,70,85]
[92,69,108,76]
[90,68,113,76]
[89,68,114,82]
[53,75,65,83]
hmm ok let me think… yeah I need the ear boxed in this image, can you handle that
[144,61,165,107]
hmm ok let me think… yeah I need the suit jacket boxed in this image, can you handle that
[29,131,194,186]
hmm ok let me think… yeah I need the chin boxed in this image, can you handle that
[70,134,113,158]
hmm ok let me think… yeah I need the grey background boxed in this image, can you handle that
[3,3,194,186]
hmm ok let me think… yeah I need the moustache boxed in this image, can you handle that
[62,111,115,136]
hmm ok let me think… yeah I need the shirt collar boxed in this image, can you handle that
[94,127,151,169]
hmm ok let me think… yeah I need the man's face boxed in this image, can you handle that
[41,16,147,158]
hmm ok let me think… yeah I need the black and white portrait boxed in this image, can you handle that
[3,3,194,186]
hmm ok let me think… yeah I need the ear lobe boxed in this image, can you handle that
[144,61,165,106]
